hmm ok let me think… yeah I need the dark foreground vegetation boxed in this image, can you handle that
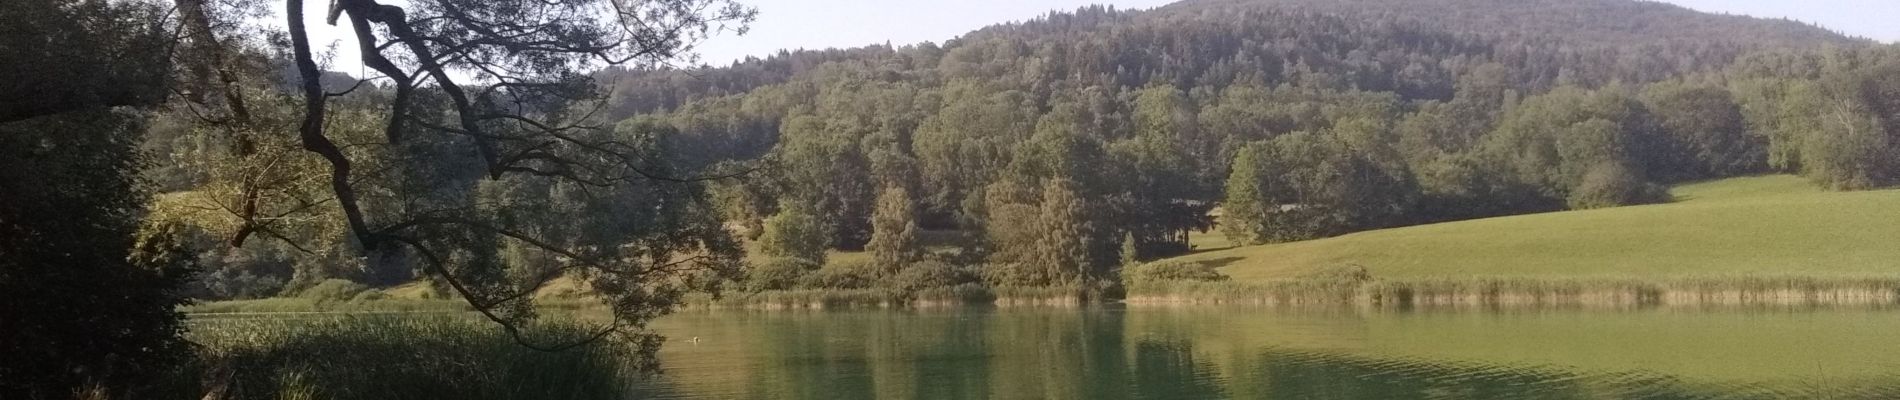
[10,0,1900,397]
[178,317,642,400]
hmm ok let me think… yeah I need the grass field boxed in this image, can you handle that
[1174,175,1900,282]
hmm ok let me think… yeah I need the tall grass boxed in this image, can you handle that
[1125,275,1900,308]
[182,316,643,400]
[681,284,1000,309]
[184,298,473,314]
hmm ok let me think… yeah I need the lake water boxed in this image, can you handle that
[631,306,1900,399]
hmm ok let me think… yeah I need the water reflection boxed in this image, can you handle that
[631,307,1900,399]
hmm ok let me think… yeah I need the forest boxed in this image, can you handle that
[8,0,1900,397]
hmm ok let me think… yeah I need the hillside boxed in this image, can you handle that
[601,0,1864,117]
[1173,175,1900,282]
[1162,0,1862,48]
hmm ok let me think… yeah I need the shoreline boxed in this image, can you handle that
[185,275,1900,314]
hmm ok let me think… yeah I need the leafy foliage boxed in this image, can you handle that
[758,209,828,265]
[1123,260,1230,288]
[0,111,197,398]
[867,186,922,273]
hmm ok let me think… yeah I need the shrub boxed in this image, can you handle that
[758,210,828,264]
[799,260,880,290]
[297,279,370,301]
[888,260,976,291]
[1123,260,1229,286]
[1568,162,1670,209]
[350,289,390,302]
[745,258,818,292]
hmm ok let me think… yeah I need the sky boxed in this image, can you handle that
[297,0,1900,75]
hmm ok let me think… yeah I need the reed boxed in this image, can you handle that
[183,316,642,400]
[1125,275,1900,308]
[184,298,473,314]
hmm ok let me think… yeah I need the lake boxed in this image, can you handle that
[630,306,1900,399]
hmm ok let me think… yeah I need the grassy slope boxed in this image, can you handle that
[1176,175,1900,282]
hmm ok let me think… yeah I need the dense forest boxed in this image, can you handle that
[142,0,1900,299]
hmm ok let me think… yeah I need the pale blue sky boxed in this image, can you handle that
[299,1,1899,74]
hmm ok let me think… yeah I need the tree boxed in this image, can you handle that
[0,2,198,397]
[867,186,922,273]
[774,116,876,249]
[166,0,758,354]
[1032,179,1093,285]
[980,180,1042,285]
[1,111,197,398]
[1640,82,1762,181]
[913,84,1036,221]
[1796,54,1900,189]
[758,209,828,265]
[0,0,169,123]
[1481,86,1664,207]
[1119,231,1141,268]
[1219,142,1269,245]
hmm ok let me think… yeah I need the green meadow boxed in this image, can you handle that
[1177,175,1900,281]
[1134,175,1900,305]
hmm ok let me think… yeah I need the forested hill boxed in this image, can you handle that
[599,0,1863,117]
[1161,0,1859,48]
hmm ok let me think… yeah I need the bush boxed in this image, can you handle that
[758,210,828,264]
[888,260,976,291]
[744,258,818,292]
[1567,162,1670,209]
[350,289,390,302]
[297,279,370,301]
[798,259,880,290]
[1123,260,1229,286]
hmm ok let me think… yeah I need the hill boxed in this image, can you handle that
[1173,175,1900,282]
[601,0,1864,117]
[1162,0,1862,48]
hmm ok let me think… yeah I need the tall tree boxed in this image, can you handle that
[1641,82,1762,181]
[867,186,922,273]
[1033,179,1093,285]
[1,111,197,398]
[1219,143,1269,245]
[0,2,196,397]
[168,0,759,353]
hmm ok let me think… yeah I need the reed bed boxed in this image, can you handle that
[184,298,473,314]
[182,316,642,400]
[1125,275,1900,308]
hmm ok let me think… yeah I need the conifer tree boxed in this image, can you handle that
[1033,179,1093,285]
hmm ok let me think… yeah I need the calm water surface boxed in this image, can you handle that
[631,307,1900,399]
